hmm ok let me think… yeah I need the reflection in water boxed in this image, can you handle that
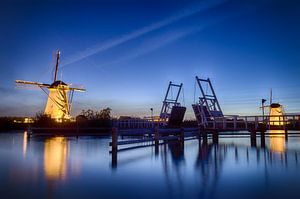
[159,141,186,199]
[110,135,300,198]
[23,131,28,157]
[44,137,68,180]
[168,141,184,164]
[2,132,300,198]
[269,130,285,153]
[196,142,226,199]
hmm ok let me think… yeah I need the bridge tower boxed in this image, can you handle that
[160,81,186,126]
[192,76,223,127]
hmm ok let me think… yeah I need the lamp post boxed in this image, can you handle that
[261,99,267,122]
[150,108,153,122]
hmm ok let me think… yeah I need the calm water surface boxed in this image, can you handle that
[0,130,300,199]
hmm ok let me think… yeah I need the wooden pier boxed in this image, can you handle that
[110,114,300,153]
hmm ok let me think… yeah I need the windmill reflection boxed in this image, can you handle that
[23,131,28,158]
[269,130,286,153]
[44,137,68,180]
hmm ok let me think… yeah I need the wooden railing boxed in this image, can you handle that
[204,115,300,131]
[113,119,163,129]
[113,115,300,131]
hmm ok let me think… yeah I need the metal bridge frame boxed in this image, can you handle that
[160,81,183,125]
[193,76,223,127]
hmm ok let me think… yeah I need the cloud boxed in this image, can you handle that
[61,0,227,67]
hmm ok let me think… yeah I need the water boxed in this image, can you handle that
[1,131,300,199]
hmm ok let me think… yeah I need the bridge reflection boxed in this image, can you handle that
[110,132,300,198]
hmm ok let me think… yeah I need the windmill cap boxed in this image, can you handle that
[270,103,281,108]
[50,80,68,87]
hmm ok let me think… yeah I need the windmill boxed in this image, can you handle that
[260,89,285,126]
[16,50,86,121]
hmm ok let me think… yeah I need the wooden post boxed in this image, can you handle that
[212,130,219,144]
[250,130,256,147]
[285,129,288,141]
[154,127,159,146]
[111,127,118,169]
[255,116,258,131]
[112,127,118,151]
[197,127,202,141]
[180,128,185,147]
[245,116,248,130]
[202,131,208,145]
[154,127,159,155]
[260,130,265,148]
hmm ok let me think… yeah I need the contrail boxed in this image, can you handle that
[61,0,227,67]
[97,30,192,67]
[97,14,238,68]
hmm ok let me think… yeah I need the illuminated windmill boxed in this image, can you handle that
[268,89,285,126]
[260,89,285,126]
[16,50,86,120]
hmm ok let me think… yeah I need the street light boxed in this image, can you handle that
[150,108,153,122]
[261,99,267,122]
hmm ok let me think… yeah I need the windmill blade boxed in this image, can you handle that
[69,87,86,92]
[16,80,50,87]
[68,83,86,92]
[15,83,43,91]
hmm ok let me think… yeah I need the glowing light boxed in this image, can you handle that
[23,131,27,157]
[269,130,285,153]
[13,117,34,123]
[44,137,68,180]
[44,85,70,120]
[269,103,284,126]
[24,117,34,123]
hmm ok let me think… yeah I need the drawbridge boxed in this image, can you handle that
[160,81,186,127]
[192,76,223,128]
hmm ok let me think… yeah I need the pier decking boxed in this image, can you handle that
[109,114,300,152]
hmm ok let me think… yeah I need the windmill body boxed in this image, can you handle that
[44,81,70,119]
[16,50,85,121]
[269,103,284,126]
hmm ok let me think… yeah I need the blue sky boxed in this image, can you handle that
[0,0,300,118]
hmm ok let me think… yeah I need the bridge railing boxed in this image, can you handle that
[205,115,300,131]
[112,115,299,131]
[113,119,164,129]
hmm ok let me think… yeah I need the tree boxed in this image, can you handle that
[80,107,111,120]
[99,107,111,120]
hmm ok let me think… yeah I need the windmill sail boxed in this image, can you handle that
[16,80,50,87]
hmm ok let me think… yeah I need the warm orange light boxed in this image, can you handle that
[269,104,284,126]
[44,85,70,120]
[23,131,27,157]
[24,117,34,123]
[44,137,68,180]
[269,130,285,153]
[14,117,34,124]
